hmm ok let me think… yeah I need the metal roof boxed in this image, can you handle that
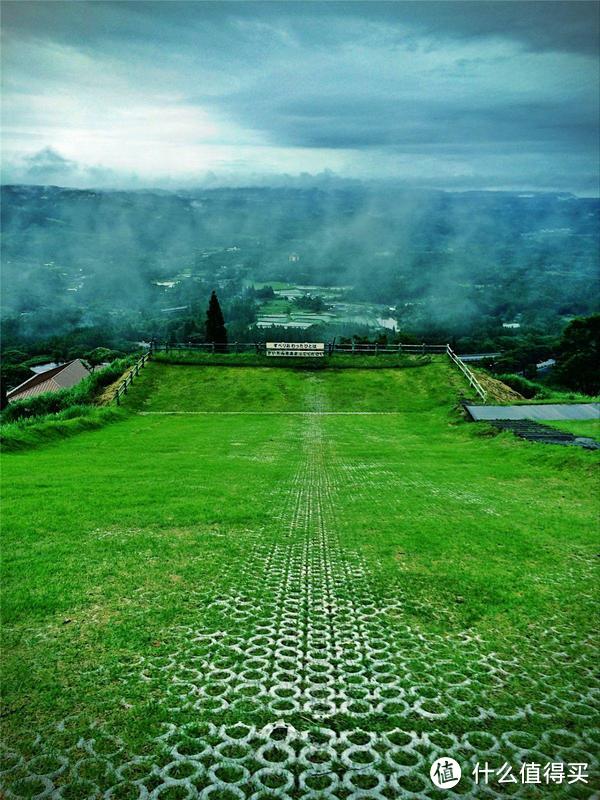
[466,403,600,421]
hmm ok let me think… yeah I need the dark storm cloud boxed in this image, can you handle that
[1,1,598,191]
[3,1,598,55]
[200,91,599,151]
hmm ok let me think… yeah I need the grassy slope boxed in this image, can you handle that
[126,358,457,412]
[1,359,598,789]
[544,419,600,440]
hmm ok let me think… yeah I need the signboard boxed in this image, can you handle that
[266,342,325,358]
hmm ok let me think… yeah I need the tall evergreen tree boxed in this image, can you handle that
[205,290,228,346]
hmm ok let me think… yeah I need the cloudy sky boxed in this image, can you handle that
[1,1,598,192]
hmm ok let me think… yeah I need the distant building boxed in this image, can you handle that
[459,353,502,362]
[502,322,521,329]
[29,362,62,374]
[7,359,90,403]
[536,358,557,373]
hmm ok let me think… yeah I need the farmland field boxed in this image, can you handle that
[1,358,599,798]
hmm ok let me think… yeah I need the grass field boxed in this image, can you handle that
[544,419,600,440]
[1,358,598,798]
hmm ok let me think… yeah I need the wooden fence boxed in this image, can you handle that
[113,351,152,405]
[153,341,449,355]
[116,341,488,403]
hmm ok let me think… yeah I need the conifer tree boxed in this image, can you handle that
[205,290,228,346]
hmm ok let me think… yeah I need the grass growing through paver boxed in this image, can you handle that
[1,358,598,797]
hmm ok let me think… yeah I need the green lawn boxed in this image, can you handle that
[1,359,598,798]
[126,358,460,413]
[545,418,600,440]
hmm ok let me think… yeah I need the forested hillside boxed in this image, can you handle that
[2,184,598,352]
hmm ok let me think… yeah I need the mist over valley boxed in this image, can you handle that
[2,182,597,361]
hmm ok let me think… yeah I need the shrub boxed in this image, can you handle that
[496,373,549,399]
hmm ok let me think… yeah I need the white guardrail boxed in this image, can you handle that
[446,345,487,402]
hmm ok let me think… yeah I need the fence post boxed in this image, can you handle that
[352,341,356,353]
[212,341,215,353]
[422,342,426,354]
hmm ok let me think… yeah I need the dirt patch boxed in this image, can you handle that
[96,376,124,405]
[474,371,524,403]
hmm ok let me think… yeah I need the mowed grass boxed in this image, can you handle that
[545,418,600,440]
[1,359,598,763]
[126,357,461,412]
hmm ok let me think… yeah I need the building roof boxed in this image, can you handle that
[30,362,62,374]
[536,358,557,369]
[7,359,90,402]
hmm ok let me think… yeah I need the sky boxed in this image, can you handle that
[1,0,599,193]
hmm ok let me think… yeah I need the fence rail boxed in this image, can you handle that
[331,343,448,354]
[113,351,151,405]
[116,341,487,403]
[446,345,487,402]
[153,341,449,355]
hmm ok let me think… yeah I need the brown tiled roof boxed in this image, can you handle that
[6,363,68,399]
[7,359,91,401]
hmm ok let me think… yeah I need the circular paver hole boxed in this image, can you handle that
[107,781,141,800]
[183,723,213,741]
[212,764,246,784]
[165,761,197,780]
[223,724,252,741]
[9,776,49,799]
[217,744,250,761]
[346,731,372,746]
[259,746,289,764]
[28,755,65,776]
[388,749,420,768]
[59,779,98,800]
